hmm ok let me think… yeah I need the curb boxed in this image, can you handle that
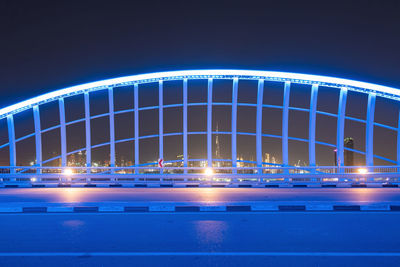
[0,204,398,213]
[0,183,399,188]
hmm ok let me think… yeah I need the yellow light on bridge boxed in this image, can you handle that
[63,168,74,176]
[357,168,368,174]
[204,168,213,176]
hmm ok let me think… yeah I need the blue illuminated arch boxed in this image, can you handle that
[2,69,400,119]
[1,69,400,175]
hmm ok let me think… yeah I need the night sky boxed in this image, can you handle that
[1,0,400,167]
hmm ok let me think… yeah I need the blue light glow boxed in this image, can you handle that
[1,69,399,119]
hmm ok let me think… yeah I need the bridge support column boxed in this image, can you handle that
[84,92,91,174]
[159,80,164,175]
[256,79,264,177]
[366,93,376,168]
[33,105,42,176]
[309,84,319,172]
[397,109,400,166]
[183,79,188,173]
[58,98,67,168]
[207,78,213,168]
[7,115,16,178]
[282,82,290,177]
[336,87,348,175]
[397,109,400,178]
[231,78,238,174]
[134,84,139,175]
[108,88,116,179]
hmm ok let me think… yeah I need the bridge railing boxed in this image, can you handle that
[0,165,399,184]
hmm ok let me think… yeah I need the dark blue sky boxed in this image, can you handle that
[1,0,400,107]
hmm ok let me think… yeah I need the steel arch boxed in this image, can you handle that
[1,69,400,185]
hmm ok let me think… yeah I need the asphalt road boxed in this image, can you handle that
[0,187,400,204]
[0,212,399,266]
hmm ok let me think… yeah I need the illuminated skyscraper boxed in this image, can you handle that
[344,137,354,166]
[263,152,270,163]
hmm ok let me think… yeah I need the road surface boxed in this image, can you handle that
[1,188,399,266]
[0,212,399,266]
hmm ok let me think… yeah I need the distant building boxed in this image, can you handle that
[334,137,355,166]
[344,137,354,166]
[215,123,221,159]
[263,153,270,164]
[334,148,337,166]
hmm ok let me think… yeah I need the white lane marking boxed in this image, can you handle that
[0,252,399,257]
[0,207,22,212]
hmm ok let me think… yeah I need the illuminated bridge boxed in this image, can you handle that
[1,69,400,186]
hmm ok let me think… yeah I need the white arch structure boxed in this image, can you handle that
[1,69,400,185]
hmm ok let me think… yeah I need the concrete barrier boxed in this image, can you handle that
[0,202,400,213]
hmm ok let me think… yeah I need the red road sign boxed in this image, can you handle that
[158,158,164,168]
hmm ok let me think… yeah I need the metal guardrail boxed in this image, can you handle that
[0,166,399,184]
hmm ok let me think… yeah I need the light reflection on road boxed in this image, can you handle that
[0,188,399,204]
[61,188,87,203]
[62,219,85,228]
[194,220,228,249]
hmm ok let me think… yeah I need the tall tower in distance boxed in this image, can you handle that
[215,122,221,159]
[344,137,354,166]
[263,152,270,164]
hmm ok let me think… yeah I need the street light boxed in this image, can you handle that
[357,168,368,183]
[204,167,213,176]
[63,168,73,175]
[357,168,368,174]
[63,168,74,182]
